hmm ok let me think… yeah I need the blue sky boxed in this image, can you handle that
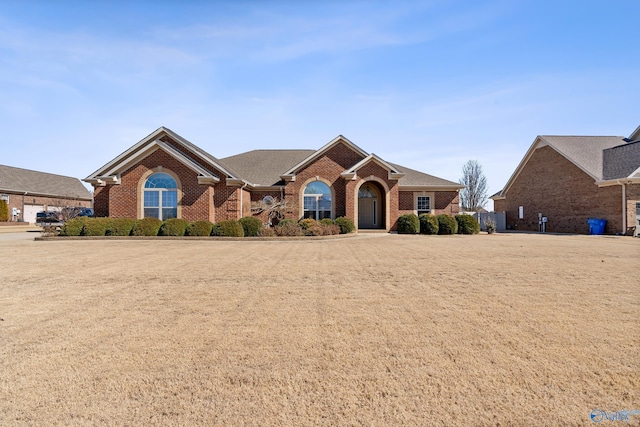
[1,1,638,208]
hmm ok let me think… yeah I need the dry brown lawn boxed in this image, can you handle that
[1,232,638,426]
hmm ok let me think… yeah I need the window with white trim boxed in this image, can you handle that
[143,173,177,220]
[417,196,431,216]
[0,194,8,202]
[303,181,331,220]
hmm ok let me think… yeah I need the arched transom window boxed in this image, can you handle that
[303,181,331,220]
[144,172,177,220]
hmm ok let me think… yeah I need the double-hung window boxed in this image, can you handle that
[417,196,431,216]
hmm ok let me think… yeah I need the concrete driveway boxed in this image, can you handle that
[0,225,41,241]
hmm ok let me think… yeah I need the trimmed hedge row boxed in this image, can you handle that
[58,215,480,237]
[58,216,356,237]
[398,213,480,235]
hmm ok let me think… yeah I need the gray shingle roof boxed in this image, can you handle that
[388,162,462,187]
[218,150,461,188]
[0,164,92,199]
[219,150,315,186]
[603,140,640,180]
[538,135,626,180]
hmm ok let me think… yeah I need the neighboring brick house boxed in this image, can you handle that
[491,126,640,235]
[85,127,463,231]
[0,164,93,223]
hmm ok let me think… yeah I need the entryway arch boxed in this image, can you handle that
[356,179,388,230]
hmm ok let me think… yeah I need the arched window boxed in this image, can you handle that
[143,173,177,220]
[303,181,331,220]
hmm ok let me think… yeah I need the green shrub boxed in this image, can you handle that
[397,213,419,234]
[238,216,263,237]
[419,214,439,235]
[275,220,304,236]
[105,218,136,236]
[0,200,9,222]
[455,214,480,235]
[211,220,244,237]
[186,220,214,236]
[158,218,190,236]
[437,214,458,235]
[132,218,162,236]
[60,217,89,236]
[334,217,355,234]
[319,218,335,226]
[81,217,112,236]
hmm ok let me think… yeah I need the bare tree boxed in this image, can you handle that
[250,196,294,226]
[459,160,488,211]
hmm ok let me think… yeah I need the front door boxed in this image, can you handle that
[358,183,380,229]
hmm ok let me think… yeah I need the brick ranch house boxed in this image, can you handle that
[0,164,92,224]
[491,126,640,235]
[84,127,463,231]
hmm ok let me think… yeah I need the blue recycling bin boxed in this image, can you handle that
[587,218,607,235]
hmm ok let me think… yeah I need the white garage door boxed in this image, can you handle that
[23,204,44,224]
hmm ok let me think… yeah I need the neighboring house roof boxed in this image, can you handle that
[491,133,632,199]
[628,125,640,142]
[0,164,92,200]
[603,140,640,181]
[538,135,625,181]
[219,150,315,187]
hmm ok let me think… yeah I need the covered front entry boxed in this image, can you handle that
[358,182,384,229]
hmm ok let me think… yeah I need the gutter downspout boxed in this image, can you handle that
[22,192,27,222]
[621,181,626,234]
[615,180,626,234]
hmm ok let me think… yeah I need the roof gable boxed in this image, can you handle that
[0,164,92,200]
[280,135,368,180]
[341,154,405,181]
[85,127,238,185]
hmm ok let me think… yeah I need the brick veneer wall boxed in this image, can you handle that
[499,145,622,234]
[435,191,460,215]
